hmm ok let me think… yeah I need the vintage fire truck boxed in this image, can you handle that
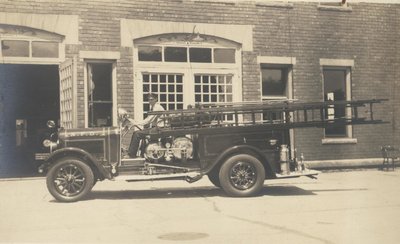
[37,99,386,202]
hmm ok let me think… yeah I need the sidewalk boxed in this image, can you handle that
[307,158,399,170]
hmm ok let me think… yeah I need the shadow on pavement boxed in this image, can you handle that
[308,188,368,192]
[86,185,316,201]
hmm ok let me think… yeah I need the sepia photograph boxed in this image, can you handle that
[0,0,399,243]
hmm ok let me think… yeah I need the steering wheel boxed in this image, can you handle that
[121,121,142,138]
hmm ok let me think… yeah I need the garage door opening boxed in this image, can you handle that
[0,64,59,177]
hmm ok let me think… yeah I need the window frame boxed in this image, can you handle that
[320,62,356,144]
[0,36,64,64]
[141,72,185,116]
[260,64,291,100]
[258,57,295,158]
[136,44,237,66]
[133,35,242,121]
[317,1,352,12]
[83,60,117,128]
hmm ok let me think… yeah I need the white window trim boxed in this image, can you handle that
[79,51,120,60]
[0,36,65,64]
[255,1,293,8]
[257,56,296,65]
[258,56,295,100]
[322,137,357,145]
[320,58,355,144]
[317,2,352,12]
[320,59,354,67]
[133,43,242,121]
[121,19,253,51]
[0,13,79,44]
[134,66,241,121]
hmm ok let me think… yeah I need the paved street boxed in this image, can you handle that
[0,169,399,244]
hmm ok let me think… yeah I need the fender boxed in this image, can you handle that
[204,144,276,178]
[43,147,112,180]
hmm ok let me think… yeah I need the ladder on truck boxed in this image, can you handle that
[149,99,387,132]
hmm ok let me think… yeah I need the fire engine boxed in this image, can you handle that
[37,99,386,202]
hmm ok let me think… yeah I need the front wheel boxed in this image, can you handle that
[46,158,94,202]
[219,154,265,197]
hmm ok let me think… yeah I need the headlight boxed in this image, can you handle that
[43,139,52,147]
[43,139,58,148]
[46,120,56,128]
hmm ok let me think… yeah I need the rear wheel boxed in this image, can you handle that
[46,157,94,202]
[219,154,265,197]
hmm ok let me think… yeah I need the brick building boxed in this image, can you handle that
[0,0,399,176]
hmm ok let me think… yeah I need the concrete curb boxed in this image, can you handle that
[0,176,45,182]
[306,158,399,170]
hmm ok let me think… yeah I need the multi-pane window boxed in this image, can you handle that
[194,74,234,121]
[87,63,113,127]
[1,40,59,58]
[194,74,233,104]
[323,69,349,137]
[142,73,184,117]
[138,45,235,64]
[59,59,75,129]
[135,36,240,122]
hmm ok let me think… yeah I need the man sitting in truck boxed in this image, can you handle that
[126,93,165,158]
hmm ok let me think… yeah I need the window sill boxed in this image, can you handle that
[194,0,235,5]
[322,138,357,145]
[262,96,288,100]
[256,1,293,9]
[317,4,352,12]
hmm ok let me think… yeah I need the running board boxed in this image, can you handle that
[275,169,320,179]
[114,172,202,182]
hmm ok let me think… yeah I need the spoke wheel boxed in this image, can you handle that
[219,154,265,197]
[46,158,94,202]
[229,161,257,190]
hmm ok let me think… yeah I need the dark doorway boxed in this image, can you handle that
[0,64,59,177]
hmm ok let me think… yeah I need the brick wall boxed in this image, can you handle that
[0,0,398,162]
[395,6,400,147]
[289,3,398,160]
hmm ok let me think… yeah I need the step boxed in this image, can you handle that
[275,169,320,179]
[114,172,201,182]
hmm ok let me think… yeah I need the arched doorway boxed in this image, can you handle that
[0,25,64,177]
[133,33,242,121]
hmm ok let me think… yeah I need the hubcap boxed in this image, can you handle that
[53,164,86,197]
[229,161,257,190]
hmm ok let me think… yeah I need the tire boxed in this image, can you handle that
[207,169,221,188]
[46,157,94,202]
[219,154,265,197]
